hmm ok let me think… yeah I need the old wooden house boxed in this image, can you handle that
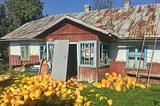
[1,0,160,83]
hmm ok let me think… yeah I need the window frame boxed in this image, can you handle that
[78,41,96,68]
[39,44,46,60]
[126,46,147,70]
[20,44,30,61]
[98,41,110,67]
[46,42,54,62]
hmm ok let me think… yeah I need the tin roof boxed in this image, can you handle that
[2,4,160,40]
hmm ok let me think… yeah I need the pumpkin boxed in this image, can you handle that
[112,72,117,77]
[114,82,122,92]
[3,99,10,103]
[75,97,83,103]
[24,94,30,100]
[0,77,5,81]
[109,83,114,90]
[67,79,72,84]
[45,90,54,96]
[0,103,8,106]
[121,84,127,92]
[101,79,106,84]
[139,84,146,89]
[107,99,113,106]
[10,98,16,104]
[34,89,42,99]
[22,90,30,95]
[17,100,25,105]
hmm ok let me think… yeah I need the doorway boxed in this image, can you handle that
[67,44,77,80]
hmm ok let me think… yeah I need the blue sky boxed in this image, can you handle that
[41,0,155,16]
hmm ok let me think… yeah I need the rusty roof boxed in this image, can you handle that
[2,4,160,40]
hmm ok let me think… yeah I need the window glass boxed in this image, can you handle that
[99,42,110,66]
[79,41,96,67]
[40,45,46,60]
[47,43,54,62]
[20,45,30,60]
[126,47,147,69]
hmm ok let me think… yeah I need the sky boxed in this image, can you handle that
[41,0,155,16]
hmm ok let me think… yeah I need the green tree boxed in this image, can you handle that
[92,0,112,10]
[5,0,43,32]
[0,3,7,37]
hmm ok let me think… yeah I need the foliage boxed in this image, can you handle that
[0,3,7,38]
[0,64,9,75]
[0,0,43,63]
[5,0,43,32]
[92,0,112,10]
[154,99,160,106]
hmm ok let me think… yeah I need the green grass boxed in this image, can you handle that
[81,84,160,106]
[0,70,160,106]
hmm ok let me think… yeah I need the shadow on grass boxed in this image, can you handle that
[23,95,75,106]
[0,78,15,88]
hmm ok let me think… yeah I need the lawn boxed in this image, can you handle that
[0,71,160,106]
[82,85,160,106]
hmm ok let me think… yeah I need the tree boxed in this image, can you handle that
[5,0,43,32]
[92,0,112,10]
[0,3,7,37]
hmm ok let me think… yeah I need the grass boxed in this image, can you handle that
[0,71,160,106]
[81,85,160,106]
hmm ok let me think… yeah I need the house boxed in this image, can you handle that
[1,0,160,83]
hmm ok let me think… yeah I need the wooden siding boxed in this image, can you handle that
[78,67,97,83]
[46,23,102,83]
[98,68,110,80]
[108,60,160,83]
[9,55,39,66]
[109,61,126,76]
[46,23,99,42]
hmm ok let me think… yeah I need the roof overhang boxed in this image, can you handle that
[0,38,45,42]
[1,15,118,41]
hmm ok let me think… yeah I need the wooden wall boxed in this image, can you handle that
[46,23,103,83]
[46,23,99,42]
[108,60,160,83]
[9,55,39,66]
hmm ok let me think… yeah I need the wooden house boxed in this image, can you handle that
[1,2,160,83]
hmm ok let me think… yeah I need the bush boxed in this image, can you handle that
[0,64,9,75]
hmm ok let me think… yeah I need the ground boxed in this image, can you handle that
[0,70,160,106]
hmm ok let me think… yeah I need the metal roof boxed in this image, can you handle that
[2,4,160,40]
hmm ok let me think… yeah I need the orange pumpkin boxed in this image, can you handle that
[107,99,113,106]
[34,89,42,99]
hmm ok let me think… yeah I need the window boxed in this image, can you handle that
[47,42,54,62]
[20,45,30,60]
[79,41,96,67]
[126,47,147,69]
[99,42,110,67]
[39,45,46,60]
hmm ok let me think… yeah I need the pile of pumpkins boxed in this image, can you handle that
[93,72,150,92]
[0,74,11,82]
[0,74,112,106]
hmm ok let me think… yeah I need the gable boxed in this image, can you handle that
[46,22,99,42]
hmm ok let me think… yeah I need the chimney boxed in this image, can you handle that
[84,4,91,12]
[124,0,130,8]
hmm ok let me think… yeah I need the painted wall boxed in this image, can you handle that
[10,41,45,56]
[110,42,127,61]
[147,44,160,63]
[110,42,160,63]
